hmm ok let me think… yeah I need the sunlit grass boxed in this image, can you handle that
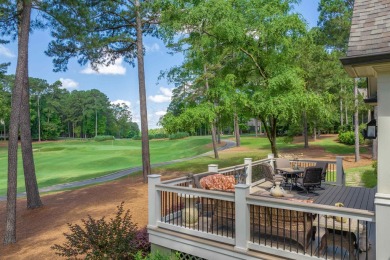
[315,135,368,154]
[0,134,376,195]
[0,137,213,195]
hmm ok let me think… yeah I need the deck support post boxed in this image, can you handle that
[208,164,218,172]
[244,158,252,185]
[375,71,390,260]
[336,156,345,186]
[234,184,250,253]
[268,153,275,169]
[148,174,161,228]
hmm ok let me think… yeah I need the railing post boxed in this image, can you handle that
[148,174,161,228]
[208,164,218,172]
[234,184,250,253]
[244,158,252,185]
[268,153,275,169]
[336,156,345,186]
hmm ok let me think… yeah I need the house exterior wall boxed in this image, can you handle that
[375,71,390,260]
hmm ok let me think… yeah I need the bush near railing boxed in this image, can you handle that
[94,135,115,141]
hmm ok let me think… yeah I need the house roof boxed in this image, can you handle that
[340,0,390,77]
[347,0,390,57]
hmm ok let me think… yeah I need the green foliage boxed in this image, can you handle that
[169,132,189,140]
[134,251,180,260]
[152,133,169,139]
[338,131,364,145]
[282,135,294,144]
[317,0,354,51]
[133,135,142,140]
[372,160,377,175]
[338,124,353,133]
[94,135,115,142]
[40,121,60,140]
[51,202,149,259]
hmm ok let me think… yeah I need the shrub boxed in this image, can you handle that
[153,133,169,139]
[372,160,377,175]
[338,131,364,145]
[51,202,150,259]
[131,227,150,257]
[94,135,115,141]
[134,251,180,260]
[338,124,353,133]
[132,135,142,140]
[169,132,189,140]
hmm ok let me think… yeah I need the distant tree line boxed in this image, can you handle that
[0,75,139,141]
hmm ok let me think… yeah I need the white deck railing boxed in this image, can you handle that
[148,157,374,260]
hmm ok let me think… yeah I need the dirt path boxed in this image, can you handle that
[0,135,373,259]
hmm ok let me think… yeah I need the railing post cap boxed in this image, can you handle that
[244,158,252,161]
[268,153,274,159]
[336,156,344,159]
[235,184,250,189]
[148,174,161,179]
[208,164,218,167]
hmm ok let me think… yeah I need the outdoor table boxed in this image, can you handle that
[275,167,305,190]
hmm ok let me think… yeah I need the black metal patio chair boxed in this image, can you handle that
[295,167,323,194]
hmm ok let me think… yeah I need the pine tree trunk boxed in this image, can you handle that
[20,80,43,209]
[354,78,360,162]
[303,110,309,148]
[259,120,262,135]
[234,111,240,147]
[4,0,32,245]
[18,0,42,209]
[211,120,219,159]
[37,95,41,142]
[270,118,278,157]
[216,123,221,144]
[136,0,151,183]
[340,98,343,126]
[254,118,258,137]
[3,122,6,141]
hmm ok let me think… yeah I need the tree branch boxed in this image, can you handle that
[239,47,267,80]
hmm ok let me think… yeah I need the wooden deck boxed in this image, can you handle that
[312,185,376,211]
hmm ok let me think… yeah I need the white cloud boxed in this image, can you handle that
[111,99,131,108]
[0,45,15,58]
[149,87,173,103]
[145,43,160,52]
[81,58,126,75]
[59,78,79,89]
[155,110,167,116]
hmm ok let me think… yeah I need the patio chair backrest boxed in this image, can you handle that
[302,167,322,186]
[315,161,328,181]
[258,163,275,183]
[275,158,291,169]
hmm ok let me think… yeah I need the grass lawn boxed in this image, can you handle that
[315,135,368,154]
[0,134,376,195]
[0,137,212,196]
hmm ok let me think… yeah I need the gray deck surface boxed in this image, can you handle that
[312,185,376,212]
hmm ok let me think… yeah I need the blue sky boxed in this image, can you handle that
[0,0,319,129]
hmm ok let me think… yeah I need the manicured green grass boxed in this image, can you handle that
[0,134,376,196]
[315,136,367,154]
[0,137,212,196]
[345,165,377,188]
